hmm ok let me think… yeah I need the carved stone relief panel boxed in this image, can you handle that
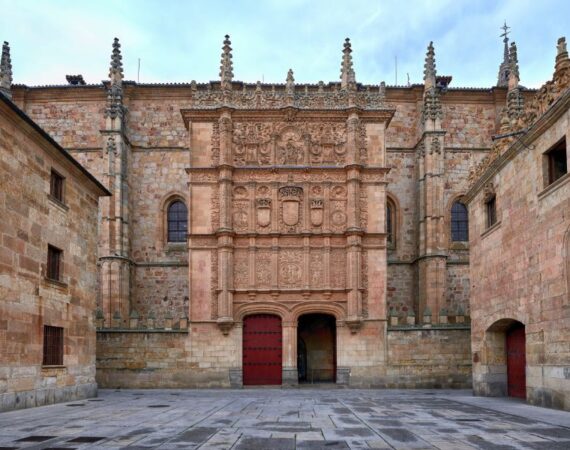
[361,250,368,317]
[232,123,273,165]
[358,123,368,164]
[310,251,324,288]
[210,250,218,319]
[279,249,303,288]
[276,127,305,165]
[233,250,249,289]
[329,185,348,233]
[255,250,272,288]
[229,121,348,167]
[330,249,347,289]
[232,186,250,232]
[307,123,346,165]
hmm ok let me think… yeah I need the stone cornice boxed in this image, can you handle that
[180,107,395,127]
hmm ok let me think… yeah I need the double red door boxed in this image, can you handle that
[506,324,526,398]
[243,314,282,385]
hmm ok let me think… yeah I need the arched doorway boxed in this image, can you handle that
[483,318,526,399]
[242,314,282,386]
[297,314,336,383]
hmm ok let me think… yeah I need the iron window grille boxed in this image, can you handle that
[43,325,63,366]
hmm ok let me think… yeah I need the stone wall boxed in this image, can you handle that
[467,92,570,410]
[386,327,472,388]
[0,96,106,411]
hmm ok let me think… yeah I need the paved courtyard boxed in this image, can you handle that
[0,389,569,449]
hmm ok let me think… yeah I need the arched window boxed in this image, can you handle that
[451,201,469,242]
[386,198,396,247]
[167,201,188,243]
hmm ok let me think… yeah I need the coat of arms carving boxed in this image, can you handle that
[310,198,324,227]
[256,198,271,227]
[279,186,303,228]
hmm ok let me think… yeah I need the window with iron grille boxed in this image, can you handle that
[167,201,188,242]
[50,169,65,203]
[451,201,469,241]
[486,195,497,229]
[47,245,62,281]
[43,325,63,366]
[546,137,567,185]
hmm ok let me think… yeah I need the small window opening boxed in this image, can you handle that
[167,201,188,243]
[486,196,497,229]
[451,201,469,242]
[546,137,567,185]
[43,325,63,366]
[47,245,62,281]
[50,170,65,203]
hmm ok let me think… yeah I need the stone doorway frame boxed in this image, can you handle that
[475,318,526,398]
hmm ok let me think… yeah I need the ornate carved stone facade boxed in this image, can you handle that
[5,31,565,393]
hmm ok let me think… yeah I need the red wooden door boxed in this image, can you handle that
[243,314,282,385]
[506,324,526,398]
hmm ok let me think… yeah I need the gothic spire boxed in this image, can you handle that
[554,36,569,80]
[506,41,523,121]
[285,68,295,96]
[105,38,124,119]
[423,41,436,89]
[220,34,233,90]
[0,41,13,99]
[508,41,519,89]
[340,38,356,90]
[497,21,511,87]
[422,42,442,123]
[109,37,123,86]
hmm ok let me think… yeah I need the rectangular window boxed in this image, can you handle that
[50,170,65,203]
[546,137,567,185]
[47,245,62,281]
[486,196,497,229]
[43,325,63,366]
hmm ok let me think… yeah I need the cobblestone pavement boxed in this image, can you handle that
[1,389,570,449]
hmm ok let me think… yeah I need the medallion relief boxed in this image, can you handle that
[330,185,348,232]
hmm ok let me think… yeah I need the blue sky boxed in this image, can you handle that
[0,0,568,88]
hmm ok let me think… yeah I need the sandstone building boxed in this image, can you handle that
[466,37,570,410]
[0,84,110,411]
[0,28,568,409]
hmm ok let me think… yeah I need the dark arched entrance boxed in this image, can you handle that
[297,314,336,383]
[243,314,282,385]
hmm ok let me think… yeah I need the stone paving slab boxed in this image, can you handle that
[0,389,569,449]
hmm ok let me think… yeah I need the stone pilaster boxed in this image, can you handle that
[417,42,447,322]
[99,38,132,326]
